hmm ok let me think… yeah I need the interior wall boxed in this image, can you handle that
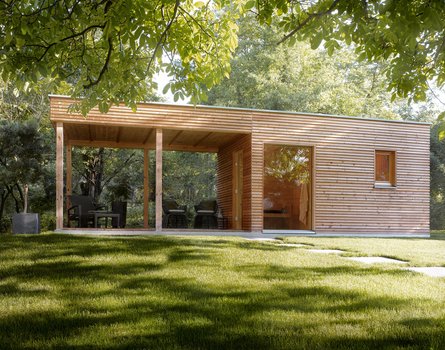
[217,134,252,230]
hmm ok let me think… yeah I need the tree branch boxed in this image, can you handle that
[147,0,180,74]
[37,24,105,61]
[101,152,136,189]
[277,0,342,45]
[83,36,113,88]
[178,6,213,40]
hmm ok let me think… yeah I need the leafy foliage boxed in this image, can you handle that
[163,151,217,222]
[265,146,310,184]
[256,0,445,104]
[207,15,438,121]
[0,0,242,113]
[430,124,445,229]
[2,0,444,114]
[0,120,49,224]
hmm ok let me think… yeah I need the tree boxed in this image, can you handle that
[207,15,438,121]
[430,124,445,229]
[255,0,445,104]
[71,147,138,204]
[2,1,444,114]
[0,0,241,113]
[0,120,49,226]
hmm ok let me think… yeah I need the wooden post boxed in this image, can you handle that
[143,148,150,228]
[56,122,64,229]
[155,129,163,232]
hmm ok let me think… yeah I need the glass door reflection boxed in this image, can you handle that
[263,145,312,230]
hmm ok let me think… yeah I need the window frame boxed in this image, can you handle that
[374,150,397,189]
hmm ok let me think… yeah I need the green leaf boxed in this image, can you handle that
[438,120,445,140]
[245,0,256,10]
[162,83,171,94]
[310,32,323,50]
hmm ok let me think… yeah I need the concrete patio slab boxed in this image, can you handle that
[346,257,407,264]
[404,267,445,278]
[308,249,345,254]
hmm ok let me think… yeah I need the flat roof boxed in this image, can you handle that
[48,94,432,126]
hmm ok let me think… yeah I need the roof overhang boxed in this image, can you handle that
[50,96,252,152]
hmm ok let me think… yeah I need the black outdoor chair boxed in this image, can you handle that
[67,195,106,228]
[163,199,188,228]
[111,201,127,228]
[193,199,218,229]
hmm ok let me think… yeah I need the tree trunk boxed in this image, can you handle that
[94,148,105,202]
[6,185,21,213]
[0,187,10,224]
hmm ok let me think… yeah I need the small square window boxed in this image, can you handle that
[375,150,396,187]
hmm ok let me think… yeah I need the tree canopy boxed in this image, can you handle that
[258,0,445,104]
[0,0,241,113]
[207,15,438,121]
[1,0,444,113]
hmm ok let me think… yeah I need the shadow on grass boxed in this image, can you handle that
[0,234,444,349]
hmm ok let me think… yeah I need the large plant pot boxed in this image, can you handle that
[12,213,40,234]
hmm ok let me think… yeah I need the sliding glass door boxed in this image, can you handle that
[263,144,312,230]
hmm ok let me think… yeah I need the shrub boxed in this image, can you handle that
[40,211,56,232]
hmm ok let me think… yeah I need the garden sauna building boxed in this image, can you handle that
[50,96,430,236]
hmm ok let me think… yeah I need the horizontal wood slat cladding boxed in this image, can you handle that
[217,134,252,231]
[50,96,430,235]
[50,96,253,133]
[250,111,430,235]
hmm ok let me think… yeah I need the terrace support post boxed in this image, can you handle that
[56,122,64,230]
[143,148,150,229]
[155,129,163,232]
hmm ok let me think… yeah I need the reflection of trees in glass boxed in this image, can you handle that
[264,146,310,184]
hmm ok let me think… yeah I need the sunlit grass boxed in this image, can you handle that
[0,233,445,349]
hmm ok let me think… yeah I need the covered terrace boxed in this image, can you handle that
[50,96,252,233]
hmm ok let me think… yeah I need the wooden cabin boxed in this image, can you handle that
[50,95,430,236]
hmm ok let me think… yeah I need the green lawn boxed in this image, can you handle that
[1,233,445,349]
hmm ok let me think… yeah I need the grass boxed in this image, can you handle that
[0,233,445,349]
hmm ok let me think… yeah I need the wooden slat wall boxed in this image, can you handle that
[217,134,252,231]
[50,96,253,133]
[250,112,430,234]
[50,96,430,235]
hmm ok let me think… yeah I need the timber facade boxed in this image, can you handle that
[50,95,430,236]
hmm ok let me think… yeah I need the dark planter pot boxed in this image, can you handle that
[12,213,40,234]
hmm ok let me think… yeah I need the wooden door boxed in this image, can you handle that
[232,150,243,230]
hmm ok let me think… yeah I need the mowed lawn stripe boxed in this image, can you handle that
[0,234,444,349]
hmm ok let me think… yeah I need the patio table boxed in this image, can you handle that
[89,210,120,228]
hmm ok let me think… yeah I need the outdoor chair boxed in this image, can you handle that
[111,201,127,228]
[193,199,218,229]
[163,199,188,228]
[67,195,106,228]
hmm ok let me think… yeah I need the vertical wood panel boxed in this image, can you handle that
[155,129,163,232]
[250,140,263,232]
[56,123,64,229]
[66,144,72,212]
[232,150,243,230]
[217,134,252,230]
[144,148,150,228]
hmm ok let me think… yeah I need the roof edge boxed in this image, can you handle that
[48,94,432,126]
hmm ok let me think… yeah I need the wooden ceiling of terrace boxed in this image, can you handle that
[63,124,243,152]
